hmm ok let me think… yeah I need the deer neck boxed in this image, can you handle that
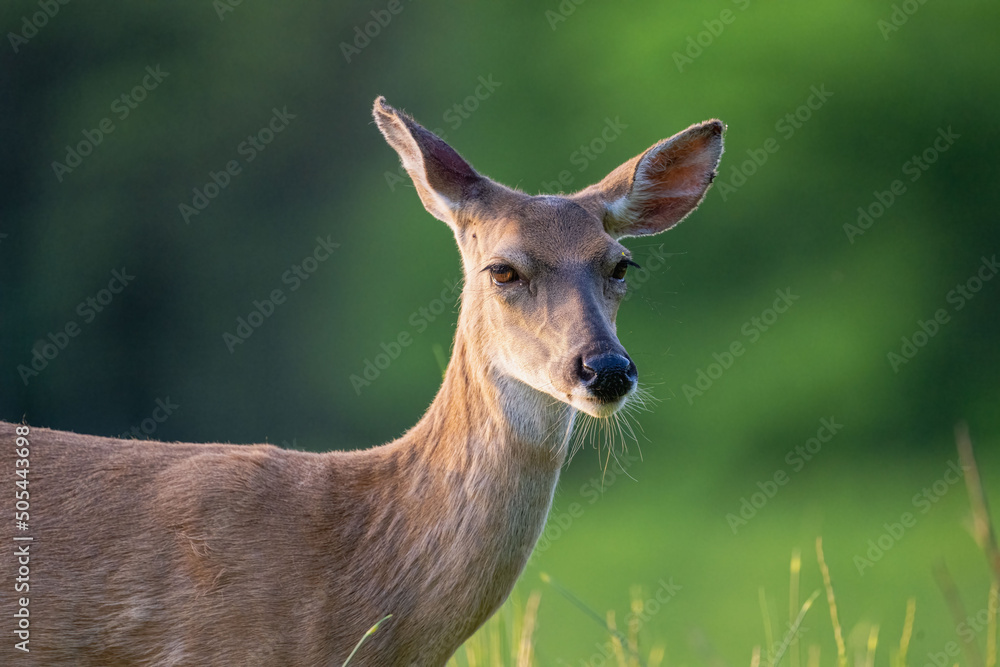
[399,317,575,480]
[378,314,575,606]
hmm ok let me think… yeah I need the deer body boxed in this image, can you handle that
[2,98,723,665]
[2,336,567,665]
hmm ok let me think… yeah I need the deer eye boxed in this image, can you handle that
[489,265,520,286]
[612,259,636,281]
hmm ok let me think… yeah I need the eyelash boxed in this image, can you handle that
[612,259,640,280]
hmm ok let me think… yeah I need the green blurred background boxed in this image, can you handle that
[1,0,998,663]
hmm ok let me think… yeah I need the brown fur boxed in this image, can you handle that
[0,98,723,665]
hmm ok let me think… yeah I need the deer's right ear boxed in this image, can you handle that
[374,97,482,228]
[577,119,725,239]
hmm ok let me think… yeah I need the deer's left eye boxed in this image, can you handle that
[612,259,637,281]
[489,265,520,285]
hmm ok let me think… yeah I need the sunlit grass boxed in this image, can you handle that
[449,425,999,667]
[452,548,995,667]
[447,591,541,667]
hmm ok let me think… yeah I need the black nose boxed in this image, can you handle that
[576,352,637,402]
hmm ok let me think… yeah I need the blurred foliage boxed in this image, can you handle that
[1,0,998,664]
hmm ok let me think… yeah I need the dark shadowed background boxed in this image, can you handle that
[1,0,998,663]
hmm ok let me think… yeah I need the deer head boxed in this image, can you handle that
[374,97,723,422]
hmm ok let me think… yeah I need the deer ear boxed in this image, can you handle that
[373,96,483,228]
[577,120,724,239]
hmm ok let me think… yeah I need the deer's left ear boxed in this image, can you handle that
[373,96,486,230]
[575,120,724,239]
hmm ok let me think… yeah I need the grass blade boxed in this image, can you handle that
[342,614,392,667]
[516,592,542,667]
[760,587,775,665]
[816,537,847,667]
[898,597,916,667]
[540,572,642,665]
[934,561,985,667]
[790,550,802,667]
[956,422,1000,580]
[865,624,880,667]
[770,590,820,667]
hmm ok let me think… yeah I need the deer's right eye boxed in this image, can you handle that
[489,265,520,286]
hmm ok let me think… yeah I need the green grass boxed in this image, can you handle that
[449,426,1000,667]
[452,548,995,667]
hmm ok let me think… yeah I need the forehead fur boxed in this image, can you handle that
[459,193,615,264]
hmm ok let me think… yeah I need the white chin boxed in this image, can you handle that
[570,394,626,418]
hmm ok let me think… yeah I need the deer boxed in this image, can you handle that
[1,97,724,666]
